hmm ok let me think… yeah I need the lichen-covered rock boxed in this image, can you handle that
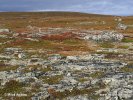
[117,23,127,30]
[0,29,10,33]
[84,31,124,42]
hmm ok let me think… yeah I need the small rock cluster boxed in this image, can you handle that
[84,31,124,42]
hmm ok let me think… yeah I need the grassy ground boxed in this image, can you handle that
[0,12,133,34]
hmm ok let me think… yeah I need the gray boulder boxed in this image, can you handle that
[84,31,124,42]
[0,29,10,33]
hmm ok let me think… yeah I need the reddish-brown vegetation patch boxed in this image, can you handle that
[10,39,26,46]
[41,32,78,41]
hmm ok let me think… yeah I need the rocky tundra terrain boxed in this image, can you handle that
[0,12,133,100]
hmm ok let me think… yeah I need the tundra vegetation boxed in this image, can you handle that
[0,12,133,100]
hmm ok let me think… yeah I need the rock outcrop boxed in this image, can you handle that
[84,31,124,42]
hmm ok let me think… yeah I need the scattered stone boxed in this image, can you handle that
[0,29,10,33]
[117,23,128,30]
[84,31,124,42]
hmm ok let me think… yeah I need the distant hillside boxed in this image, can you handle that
[0,11,133,34]
[0,11,113,18]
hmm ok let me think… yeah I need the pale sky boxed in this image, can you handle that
[0,0,133,15]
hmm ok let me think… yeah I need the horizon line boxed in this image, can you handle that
[0,10,132,17]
